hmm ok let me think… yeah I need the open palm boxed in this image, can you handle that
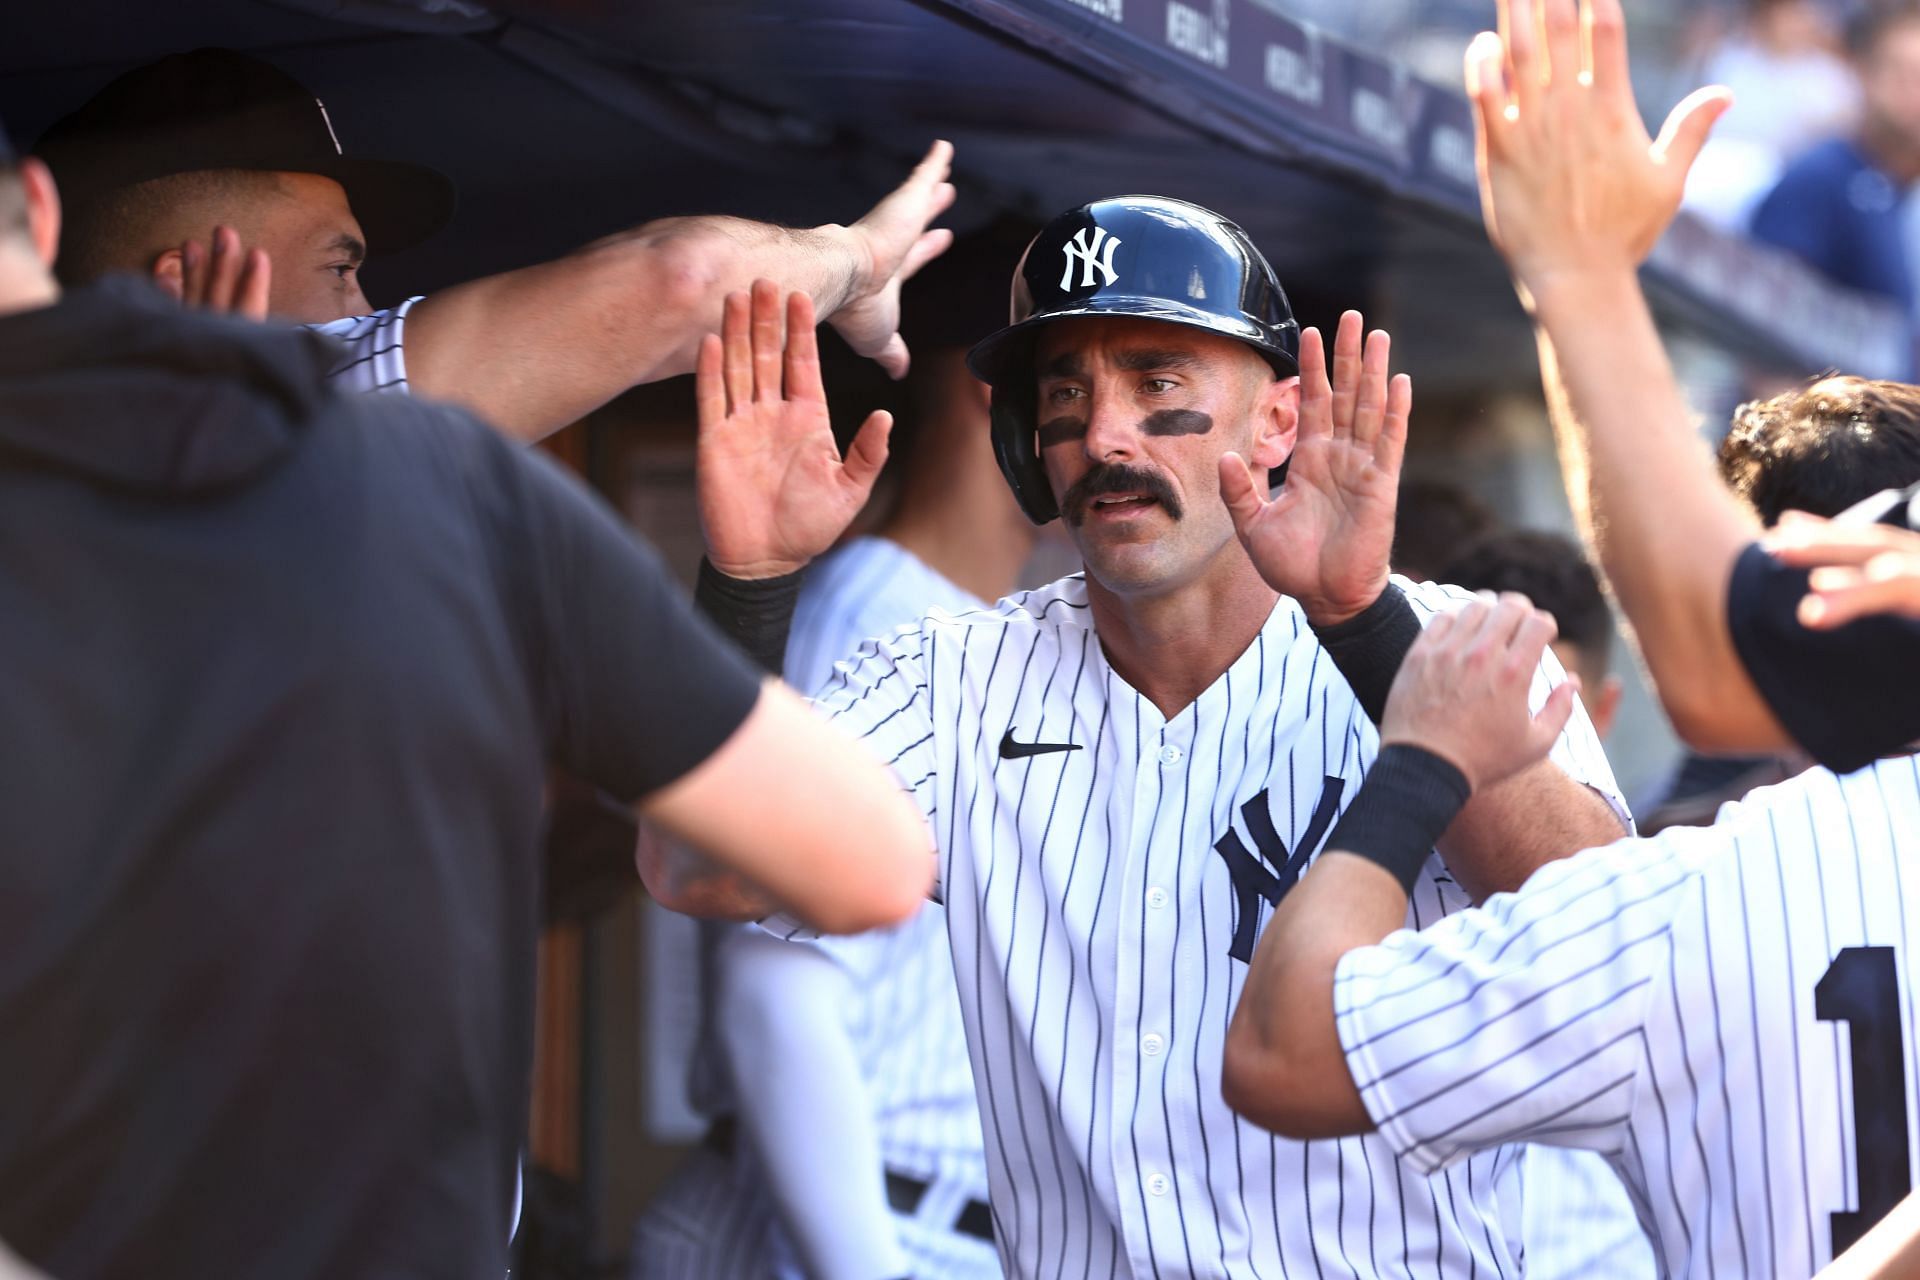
[1220,313,1409,625]
[696,280,892,579]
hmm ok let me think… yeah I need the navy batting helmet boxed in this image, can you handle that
[966,196,1301,524]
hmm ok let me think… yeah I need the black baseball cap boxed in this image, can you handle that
[1,110,15,166]
[33,48,454,253]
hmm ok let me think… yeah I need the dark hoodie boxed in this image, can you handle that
[0,281,759,1279]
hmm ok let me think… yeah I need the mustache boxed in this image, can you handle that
[1062,462,1184,526]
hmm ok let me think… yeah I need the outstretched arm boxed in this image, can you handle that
[401,142,955,441]
[1222,311,1625,901]
[1464,0,1789,752]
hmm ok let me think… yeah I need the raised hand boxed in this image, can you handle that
[1383,593,1579,793]
[829,140,958,379]
[1766,511,1920,629]
[1220,311,1409,625]
[173,226,272,321]
[696,279,893,579]
[1466,0,1731,297]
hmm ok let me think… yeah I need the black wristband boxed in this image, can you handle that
[1324,744,1471,894]
[1310,585,1423,724]
[694,558,805,674]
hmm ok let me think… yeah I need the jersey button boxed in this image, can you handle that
[1141,1032,1165,1057]
[1147,1173,1170,1197]
[1159,744,1183,766]
[1146,886,1169,910]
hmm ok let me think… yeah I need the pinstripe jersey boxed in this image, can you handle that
[309,297,424,394]
[788,572,1627,1279]
[1335,753,1920,1278]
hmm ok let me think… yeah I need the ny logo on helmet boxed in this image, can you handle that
[1060,227,1123,290]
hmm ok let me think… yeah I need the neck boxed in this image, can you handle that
[1860,119,1920,184]
[0,252,59,316]
[1085,547,1279,718]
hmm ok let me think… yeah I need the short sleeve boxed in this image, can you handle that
[466,426,763,799]
[1398,577,1633,833]
[1726,541,1920,774]
[308,297,424,394]
[1333,837,1697,1173]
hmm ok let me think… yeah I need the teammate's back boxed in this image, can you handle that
[1338,749,1920,1277]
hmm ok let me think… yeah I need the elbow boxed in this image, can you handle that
[640,224,730,329]
[1221,1016,1307,1137]
[1654,665,1786,756]
[802,840,933,936]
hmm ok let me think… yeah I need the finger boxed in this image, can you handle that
[207,227,243,311]
[1351,328,1392,448]
[1465,32,1513,139]
[1378,373,1412,479]
[784,290,826,402]
[1329,312,1364,437]
[1583,0,1630,100]
[1510,605,1560,678]
[914,139,955,189]
[1505,0,1541,115]
[721,290,753,414]
[1542,0,1579,92]
[873,332,911,381]
[1297,327,1332,440]
[1218,452,1269,538]
[1801,574,1920,628]
[842,410,895,496]
[1652,86,1734,175]
[695,333,727,429]
[237,247,272,323]
[1532,679,1580,751]
[751,279,785,402]
[180,240,208,308]
[900,225,955,282]
[1488,591,1540,650]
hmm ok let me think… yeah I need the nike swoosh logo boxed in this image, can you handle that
[999,728,1082,759]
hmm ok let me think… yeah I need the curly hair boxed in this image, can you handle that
[1717,375,1920,527]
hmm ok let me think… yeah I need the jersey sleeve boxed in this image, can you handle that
[1333,834,1700,1173]
[1726,539,1920,774]
[1397,577,1633,832]
[308,296,425,394]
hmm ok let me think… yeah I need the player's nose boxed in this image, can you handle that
[1081,395,1141,465]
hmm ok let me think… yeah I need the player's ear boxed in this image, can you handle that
[18,159,60,270]
[1250,374,1299,471]
[150,246,186,302]
[1587,674,1625,741]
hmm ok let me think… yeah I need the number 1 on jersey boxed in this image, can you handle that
[1816,945,1913,1255]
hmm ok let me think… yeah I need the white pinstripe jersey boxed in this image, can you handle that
[309,297,424,395]
[1336,753,1920,1278]
[791,572,1627,1279]
[786,539,993,1187]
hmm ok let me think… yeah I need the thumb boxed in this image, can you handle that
[1531,678,1579,755]
[1218,452,1266,537]
[843,410,895,496]
[1652,85,1733,176]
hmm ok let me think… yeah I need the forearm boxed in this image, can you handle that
[404,217,867,441]
[1223,852,1402,1137]
[1529,273,1787,749]
[719,932,909,1280]
[1817,1190,1920,1280]
[1437,760,1625,901]
[634,824,776,921]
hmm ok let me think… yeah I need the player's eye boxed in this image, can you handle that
[1142,378,1178,394]
[1046,385,1086,405]
[327,263,359,282]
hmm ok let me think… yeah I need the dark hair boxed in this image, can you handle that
[0,163,24,239]
[1718,375,1920,526]
[1443,528,1613,669]
[1847,0,1920,59]
[54,168,283,286]
[1392,479,1498,581]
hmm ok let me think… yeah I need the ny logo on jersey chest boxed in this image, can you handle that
[1213,777,1344,962]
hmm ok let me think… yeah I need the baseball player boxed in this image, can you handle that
[684,198,1632,1273]
[32,49,955,436]
[1220,2,1920,1276]
[636,236,1035,1280]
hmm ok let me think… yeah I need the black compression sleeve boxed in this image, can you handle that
[1324,745,1471,894]
[1310,585,1424,724]
[694,558,805,674]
